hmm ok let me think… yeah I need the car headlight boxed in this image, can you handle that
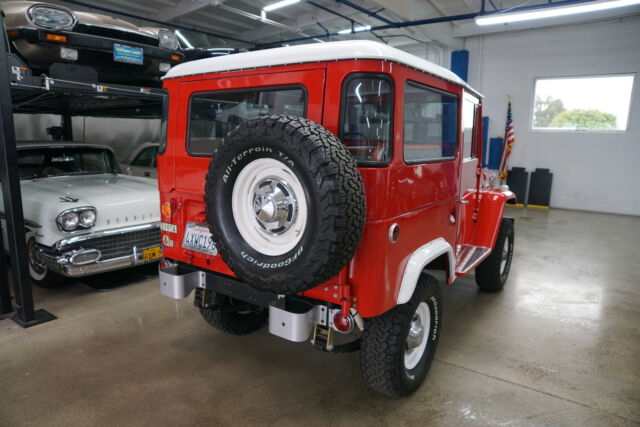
[79,209,97,228]
[158,30,179,50]
[57,211,79,231]
[28,5,77,30]
[56,207,96,231]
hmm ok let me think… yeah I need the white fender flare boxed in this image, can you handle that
[396,238,455,305]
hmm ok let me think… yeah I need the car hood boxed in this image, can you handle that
[74,11,159,38]
[16,174,161,246]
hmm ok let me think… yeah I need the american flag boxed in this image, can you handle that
[499,98,514,182]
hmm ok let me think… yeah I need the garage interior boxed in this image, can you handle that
[1,0,639,425]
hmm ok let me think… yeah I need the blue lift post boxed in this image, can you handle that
[0,9,55,326]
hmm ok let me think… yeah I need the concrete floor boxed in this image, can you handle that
[1,207,639,426]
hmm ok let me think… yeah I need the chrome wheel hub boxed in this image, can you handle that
[404,301,431,370]
[231,158,308,257]
[252,178,297,235]
[407,315,425,350]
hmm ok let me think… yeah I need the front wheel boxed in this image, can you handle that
[27,235,65,288]
[475,218,514,292]
[360,274,442,397]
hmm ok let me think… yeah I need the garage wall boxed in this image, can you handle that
[465,16,640,216]
[13,114,161,163]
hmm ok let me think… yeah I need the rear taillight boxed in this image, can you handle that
[332,312,354,334]
[159,258,173,270]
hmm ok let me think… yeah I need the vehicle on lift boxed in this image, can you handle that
[124,142,159,178]
[1,1,183,86]
[180,47,244,62]
[0,142,162,288]
[157,40,516,397]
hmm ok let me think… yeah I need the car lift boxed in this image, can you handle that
[0,12,167,327]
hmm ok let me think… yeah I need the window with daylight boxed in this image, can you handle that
[532,74,635,132]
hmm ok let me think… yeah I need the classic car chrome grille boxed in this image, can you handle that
[60,227,161,261]
[74,23,159,47]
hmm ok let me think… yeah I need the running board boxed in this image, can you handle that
[455,245,491,276]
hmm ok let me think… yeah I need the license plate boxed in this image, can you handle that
[143,246,163,262]
[113,43,143,65]
[182,223,218,256]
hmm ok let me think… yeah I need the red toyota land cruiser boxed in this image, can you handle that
[157,40,515,397]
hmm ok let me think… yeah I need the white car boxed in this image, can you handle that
[123,142,158,178]
[0,142,162,287]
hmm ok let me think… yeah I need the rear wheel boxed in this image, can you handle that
[360,274,442,397]
[199,294,267,335]
[475,218,514,292]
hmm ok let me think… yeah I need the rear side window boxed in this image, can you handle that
[339,74,393,165]
[403,81,458,164]
[132,146,156,166]
[187,87,307,157]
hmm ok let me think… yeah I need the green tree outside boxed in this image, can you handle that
[534,96,565,127]
[550,109,617,130]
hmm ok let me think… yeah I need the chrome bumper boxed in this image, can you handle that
[38,222,161,277]
[41,249,160,278]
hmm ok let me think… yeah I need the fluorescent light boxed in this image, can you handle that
[476,0,640,25]
[263,0,300,12]
[175,30,193,49]
[337,25,371,34]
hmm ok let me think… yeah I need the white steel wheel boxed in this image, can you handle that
[404,301,431,370]
[27,236,47,281]
[231,158,308,257]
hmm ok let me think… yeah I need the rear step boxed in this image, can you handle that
[455,245,491,276]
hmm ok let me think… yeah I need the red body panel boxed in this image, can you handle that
[159,59,511,318]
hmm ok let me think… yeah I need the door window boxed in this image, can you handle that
[462,94,479,159]
[403,81,458,164]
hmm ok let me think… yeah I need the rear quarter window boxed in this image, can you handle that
[187,86,307,157]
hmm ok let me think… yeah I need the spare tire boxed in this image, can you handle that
[205,116,366,294]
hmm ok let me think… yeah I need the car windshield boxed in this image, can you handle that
[17,146,121,180]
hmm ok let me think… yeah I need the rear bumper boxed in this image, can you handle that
[158,262,341,342]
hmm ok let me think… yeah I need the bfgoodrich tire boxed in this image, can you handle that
[205,116,365,295]
[360,274,442,397]
[475,218,514,292]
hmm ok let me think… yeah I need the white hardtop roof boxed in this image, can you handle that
[164,40,480,95]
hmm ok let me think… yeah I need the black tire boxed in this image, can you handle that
[205,115,366,295]
[360,274,442,397]
[475,218,514,292]
[199,294,267,335]
[26,236,65,288]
